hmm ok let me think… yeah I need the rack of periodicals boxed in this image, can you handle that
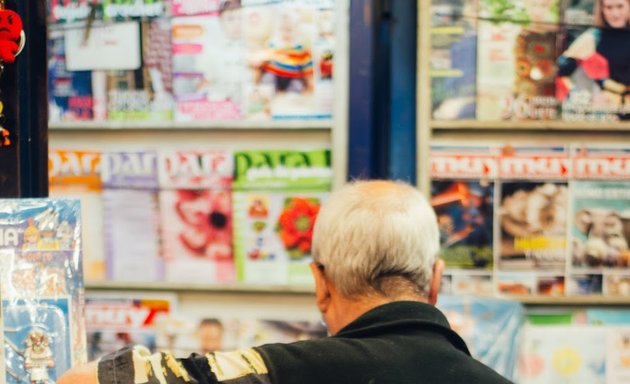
[46,0,349,289]
[41,2,348,383]
[419,0,630,301]
[418,2,630,382]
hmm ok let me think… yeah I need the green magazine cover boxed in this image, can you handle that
[233,148,332,191]
[233,148,332,285]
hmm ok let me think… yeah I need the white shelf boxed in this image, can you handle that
[49,119,333,131]
[431,119,630,131]
[84,281,630,305]
[85,281,315,295]
[508,295,630,306]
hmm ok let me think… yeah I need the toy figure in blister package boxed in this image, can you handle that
[3,299,73,383]
[24,329,54,384]
[35,209,60,251]
[0,199,85,381]
[55,221,74,250]
[22,220,40,251]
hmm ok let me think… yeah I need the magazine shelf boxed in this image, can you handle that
[431,120,630,132]
[49,120,333,131]
[514,295,630,306]
[418,2,630,306]
[83,281,630,306]
[85,281,315,295]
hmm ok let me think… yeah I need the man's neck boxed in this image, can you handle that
[326,292,428,335]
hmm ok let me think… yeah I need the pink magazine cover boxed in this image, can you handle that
[172,0,221,16]
[172,12,245,121]
[159,189,235,283]
[158,149,233,190]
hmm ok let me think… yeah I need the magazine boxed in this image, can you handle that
[172,0,335,121]
[242,0,334,120]
[557,0,630,122]
[430,0,478,120]
[106,19,174,121]
[102,0,168,20]
[101,151,163,282]
[517,325,606,383]
[85,293,175,360]
[497,146,569,276]
[233,148,331,285]
[48,28,94,122]
[157,316,325,357]
[477,0,560,120]
[569,145,630,294]
[437,295,523,381]
[606,327,630,384]
[49,149,105,282]
[233,191,327,285]
[159,188,235,283]
[49,0,102,24]
[172,13,245,121]
[430,144,497,272]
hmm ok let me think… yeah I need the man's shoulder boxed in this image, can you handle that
[255,334,513,384]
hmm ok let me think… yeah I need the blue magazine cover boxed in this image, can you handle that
[48,28,94,122]
[437,295,524,381]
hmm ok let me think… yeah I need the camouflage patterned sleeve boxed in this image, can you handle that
[97,346,272,384]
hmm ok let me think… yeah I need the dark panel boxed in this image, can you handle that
[0,1,48,197]
[15,0,48,197]
[389,0,417,183]
[348,0,376,180]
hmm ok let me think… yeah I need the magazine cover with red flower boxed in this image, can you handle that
[158,149,235,283]
[160,188,235,283]
[232,148,332,285]
[234,191,327,285]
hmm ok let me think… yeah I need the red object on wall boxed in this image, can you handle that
[0,9,22,63]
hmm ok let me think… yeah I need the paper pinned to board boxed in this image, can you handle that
[65,21,141,71]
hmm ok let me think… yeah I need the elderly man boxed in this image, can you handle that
[59,180,511,384]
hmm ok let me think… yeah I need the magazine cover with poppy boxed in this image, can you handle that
[159,189,235,283]
[233,191,327,286]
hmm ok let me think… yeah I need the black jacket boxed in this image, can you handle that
[98,301,512,384]
[257,301,512,384]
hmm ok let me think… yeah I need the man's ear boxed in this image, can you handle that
[310,262,331,313]
[427,258,444,305]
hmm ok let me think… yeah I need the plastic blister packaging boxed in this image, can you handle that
[3,300,71,383]
[0,199,86,383]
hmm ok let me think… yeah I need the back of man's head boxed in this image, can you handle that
[312,180,440,299]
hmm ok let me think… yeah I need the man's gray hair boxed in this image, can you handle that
[312,180,440,297]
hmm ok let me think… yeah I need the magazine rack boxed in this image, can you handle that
[417,2,630,305]
[47,0,350,319]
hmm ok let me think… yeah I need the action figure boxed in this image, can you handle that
[24,329,54,384]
